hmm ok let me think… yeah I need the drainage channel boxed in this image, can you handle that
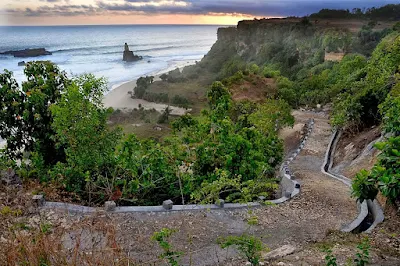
[322,129,384,233]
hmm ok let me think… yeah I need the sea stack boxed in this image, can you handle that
[123,43,142,62]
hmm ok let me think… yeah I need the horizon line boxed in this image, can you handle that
[0,23,240,27]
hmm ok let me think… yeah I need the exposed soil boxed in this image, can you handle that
[332,126,382,178]
[229,75,277,103]
[326,121,400,266]
[1,111,398,265]
[324,52,345,62]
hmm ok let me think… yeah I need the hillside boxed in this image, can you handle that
[136,16,398,118]
[1,110,399,265]
[1,5,400,265]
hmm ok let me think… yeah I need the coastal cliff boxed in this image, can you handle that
[141,18,395,111]
[198,18,386,79]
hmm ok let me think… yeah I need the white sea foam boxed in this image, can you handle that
[0,25,219,88]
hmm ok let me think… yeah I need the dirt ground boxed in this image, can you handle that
[228,75,277,103]
[1,111,399,266]
[332,126,382,179]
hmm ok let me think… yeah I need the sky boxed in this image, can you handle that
[0,0,398,26]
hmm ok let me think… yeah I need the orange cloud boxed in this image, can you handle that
[4,13,256,26]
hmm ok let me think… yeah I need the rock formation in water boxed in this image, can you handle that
[123,43,142,62]
[1,48,52,58]
[18,61,26,66]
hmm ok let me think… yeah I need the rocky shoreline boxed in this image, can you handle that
[0,48,52,58]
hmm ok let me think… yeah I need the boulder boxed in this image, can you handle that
[262,245,296,260]
[1,48,52,58]
[32,195,45,207]
[123,43,142,62]
[18,61,26,66]
[162,199,173,210]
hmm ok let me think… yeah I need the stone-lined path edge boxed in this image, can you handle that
[35,118,384,234]
[36,120,315,214]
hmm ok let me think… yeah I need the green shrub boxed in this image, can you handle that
[352,81,400,205]
[262,66,281,78]
[355,237,370,266]
[171,95,190,108]
[152,228,182,266]
[352,170,379,203]
[322,248,337,266]
[249,64,260,74]
[160,73,168,81]
[218,234,265,266]
[219,58,247,79]
[166,68,186,83]
[143,92,169,103]
[394,22,400,32]
[322,238,370,266]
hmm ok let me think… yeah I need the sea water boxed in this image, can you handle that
[0,25,220,89]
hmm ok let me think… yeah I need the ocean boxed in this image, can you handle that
[0,25,220,89]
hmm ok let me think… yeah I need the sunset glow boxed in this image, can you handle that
[0,0,398,26]
[2,13,258,26]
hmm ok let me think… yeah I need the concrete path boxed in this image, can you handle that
[33,111,358,265]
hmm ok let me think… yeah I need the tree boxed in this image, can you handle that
[249,99,294,135]
[0,61,70,165]
[352,81,400,205]
[277,76,298,107]
[331,33,400,129]
[50,74,122,192]
[134,76,154,99]
[158,106,171,124]
[206,81,232,120]
[160,73,168,81]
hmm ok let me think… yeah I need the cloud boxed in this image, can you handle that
[2,0,399,18]
[9,4,99,17]
[40,0,63,2]
[39,0,71,2]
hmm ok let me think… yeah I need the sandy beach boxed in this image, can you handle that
[103,60,196,116]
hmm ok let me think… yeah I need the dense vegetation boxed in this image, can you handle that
[309,4,400,20]
[1,9,400,266]
[0,62,291,206]
[352,80,400,205]
[201,21,399,132]
[1,5,399,208]
[179,16,400,206]
[132,70,197,108]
